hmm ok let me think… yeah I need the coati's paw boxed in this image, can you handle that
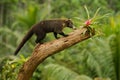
[64,34,69,37]
[56,37,60,39]
[35,40,43,44]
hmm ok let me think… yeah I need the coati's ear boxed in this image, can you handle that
[65,19,71,23]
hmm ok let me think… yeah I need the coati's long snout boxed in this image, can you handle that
[65,19,76,30]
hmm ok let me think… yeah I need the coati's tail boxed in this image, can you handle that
[14,29,33,55]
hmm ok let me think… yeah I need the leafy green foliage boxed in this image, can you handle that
[51,37,116,79]
[104,14,120,80]
[0,55,27,80]
[41,64,92,80]
[12,2,39,29]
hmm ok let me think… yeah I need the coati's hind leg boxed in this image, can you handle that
[35,37,41,43]
[35,33,46,43]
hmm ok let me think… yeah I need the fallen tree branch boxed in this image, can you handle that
[17,27,95,80]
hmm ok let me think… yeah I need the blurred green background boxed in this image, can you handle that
[0,0,120,80]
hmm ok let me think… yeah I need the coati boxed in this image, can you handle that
[14,19,76,55]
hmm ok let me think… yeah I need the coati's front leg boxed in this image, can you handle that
[54,32,68,39]
[53,32,68,39]
[59,32,68,37]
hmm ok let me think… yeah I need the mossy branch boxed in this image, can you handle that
[17,27,95,80]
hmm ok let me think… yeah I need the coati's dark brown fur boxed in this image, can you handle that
[14,19,75,55]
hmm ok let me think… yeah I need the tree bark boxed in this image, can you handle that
[17,27,95,80]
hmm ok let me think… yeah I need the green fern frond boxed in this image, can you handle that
[84,5,90,19]
[42,64,92,80]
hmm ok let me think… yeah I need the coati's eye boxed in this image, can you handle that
[65,19,73,28]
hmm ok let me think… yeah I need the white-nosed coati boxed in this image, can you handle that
[14,19,76,55]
